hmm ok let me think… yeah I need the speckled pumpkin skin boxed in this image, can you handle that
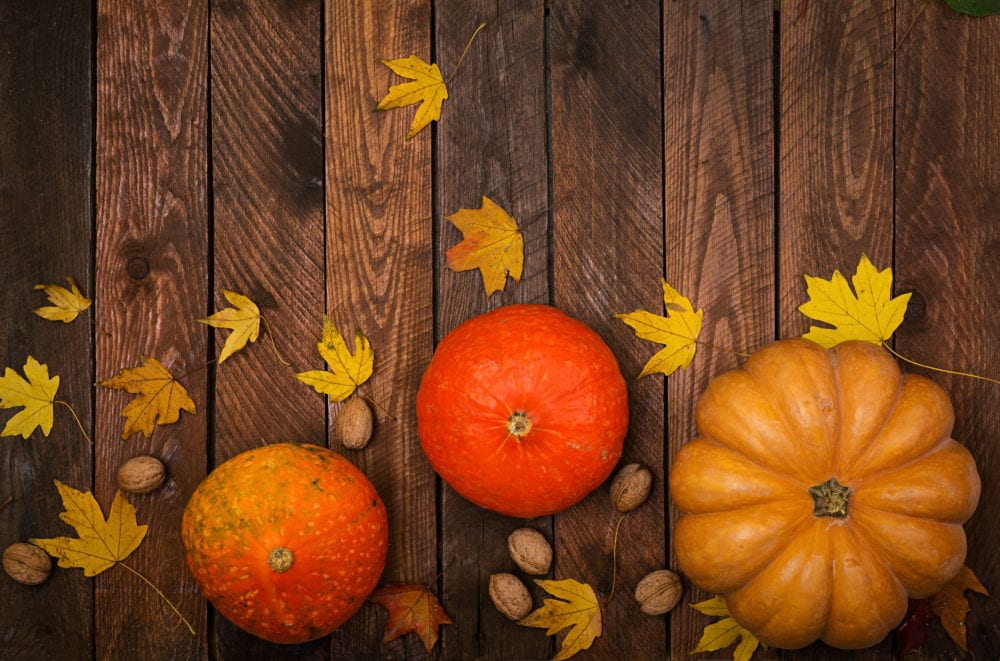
[416,304,629,518]
[670,339,981,650]
[181,443,388,644]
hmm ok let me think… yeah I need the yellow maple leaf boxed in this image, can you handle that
[30,480,146,576]
[798,253,911,348]
[376,55,448,139]
[295,316,374,402]
[33,277,92,323]
[931,565,990,652]
[197,290,261,364]
[519,578,602,661]
[0,356,59,438]
[444,196,524,298]
[615,279,704,377]
[30,480,195,634]
[690,595,762,661]
[99,357,197,440]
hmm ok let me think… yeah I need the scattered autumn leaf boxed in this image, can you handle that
[519,578,602,661]
[376,55,448,139]
[690,595,761,661]
[99,356,197,440]
[369,583,453,653]
[615,279,704,377]
[31,480,146,576]
[295,316,374,402]
[932,564,990,651]
[197,290,261,364]
[445,196,524,297]
[0,355,59,438]
[896,598,936,658]
[945,0,1000,16]
[33,277,92,323]
[376,22,485,139]
[30,480,194,633]
[798,253,911,348]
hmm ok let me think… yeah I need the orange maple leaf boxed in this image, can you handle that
[931,565,990,651]
[369,583,453,653]
[444,196,523,298]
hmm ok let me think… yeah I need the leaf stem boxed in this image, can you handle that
[880,0,930,68]
[600,514,627,607]
[81,309,112,337]
[882,344,1000,386]
[56,400,93,445]
[445,22,487,84]
[0,495,13,513]
[260,313,292,367]
[118,561,196,636]
[359,389,397,422]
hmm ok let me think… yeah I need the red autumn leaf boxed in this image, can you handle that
[896,598,935,657]
[931,565,990,652]
[369,582,453,652]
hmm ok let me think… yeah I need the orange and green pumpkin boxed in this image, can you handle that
[181,442,388,644]
[670,339,981,650]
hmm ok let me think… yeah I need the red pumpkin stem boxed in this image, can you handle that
[268,547,294,573]
[507,411,532,438]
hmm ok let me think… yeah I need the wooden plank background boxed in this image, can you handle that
[2,1,998,659]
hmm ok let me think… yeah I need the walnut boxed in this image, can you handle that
[610,463,653,512]
[3,542,51,586]
[507,528,552,575]
[634,569,682,615]
[335,397,374,450]
[117,455,166,494]
[489,572,533,620]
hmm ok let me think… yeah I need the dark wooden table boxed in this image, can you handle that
[2,1,998,659]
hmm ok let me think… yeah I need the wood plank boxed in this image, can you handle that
[774,2,894,658]
[894,2,1000,659]
[433,2,551,659]
[778,0,894,337]
[208,0,326,656]
[549,1,666,657]
[663,1,775,657]
[0,1,94,657]
[94,0,208,657]
[324,2,437,657]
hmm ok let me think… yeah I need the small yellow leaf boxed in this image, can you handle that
[616,279,703,377]
[931,565,990,652]
[197,290,261,364]
[99,357,197,440]
[0,356,59,438]
[33,277,92,323]
[689,596,761,661]
[444,196,524,298]
[295,316,374,402]
[798,253,911,348]
[519,578,602,661]
[30,480,147,576]
[376,55,448,139]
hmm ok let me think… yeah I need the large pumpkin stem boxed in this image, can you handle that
[268,547,294,573]
[809,477,852,518]
[507,411,532,438]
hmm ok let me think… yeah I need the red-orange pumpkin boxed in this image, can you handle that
[670,339,981,650]
[416,304,629,518]
[181,443,388,644]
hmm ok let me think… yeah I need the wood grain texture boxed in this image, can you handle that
[208,0,326,657]
[0,1,94,657]
[894,2,1000,659]
[95,0,208,657]
[778,0,894,338]
[324,2,437,657]
[549,1,666,657]
[663,2,775,657]
[434,2,552,659]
